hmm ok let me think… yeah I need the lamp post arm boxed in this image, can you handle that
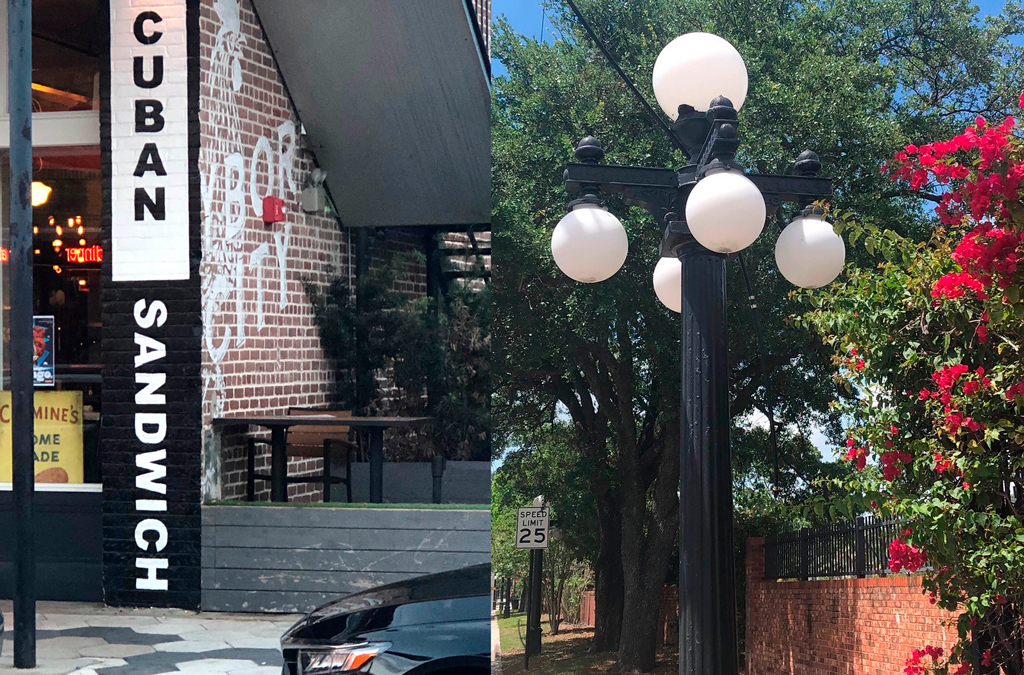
[747,174,833,218]
[564,162,678,224]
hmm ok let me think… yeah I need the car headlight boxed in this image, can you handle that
[297,643,391,675]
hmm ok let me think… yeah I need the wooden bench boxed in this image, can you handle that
[246,409,356,502]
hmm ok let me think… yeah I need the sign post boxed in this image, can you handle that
[9,0,35,665]
[517,505,549,667]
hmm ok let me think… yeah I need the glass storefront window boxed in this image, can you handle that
[0,147,102,486]
[32,0,101,112]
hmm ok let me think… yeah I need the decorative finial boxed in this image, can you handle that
[794,150,821,177]
[575,136,605,163]
[707,96,737,122]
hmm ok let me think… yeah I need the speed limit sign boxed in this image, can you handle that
[516,507,549,549]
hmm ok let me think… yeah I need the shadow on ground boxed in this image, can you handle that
[499,619,678,675]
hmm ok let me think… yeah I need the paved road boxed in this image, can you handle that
[0,601,300,675]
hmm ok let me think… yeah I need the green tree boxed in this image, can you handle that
[306,258,491,460]
[492,0,1023,669]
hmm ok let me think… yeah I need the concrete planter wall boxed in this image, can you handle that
[200,505,490,613]
[338,460,491,504]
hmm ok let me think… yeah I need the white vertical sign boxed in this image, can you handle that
[110,2,191,281]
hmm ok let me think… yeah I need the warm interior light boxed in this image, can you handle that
[52,239,62,248]
[34,249,39,255]
[31,181,52,207]
[67,217,74,226]
[77,226,84,235]
[52,265,61,273]
[79,239,86,246]
[48,216,54,225]
[75,216,81,224]
[78,279,86,286]
[56,225,63,235]
[33,226,38,234]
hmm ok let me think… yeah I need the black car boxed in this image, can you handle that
[281,564,491,675]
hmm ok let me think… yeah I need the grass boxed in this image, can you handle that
[205,499,488,509]
[496,612,679,675]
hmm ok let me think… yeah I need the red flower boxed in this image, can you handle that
[854,359,865,371]
[982,648,993,667]
[843,445,868,471]
[889,537,927,573]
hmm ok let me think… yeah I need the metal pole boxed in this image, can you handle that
[524,550,535,669]
[9,0,34,667]
[431,455,445,504]
[529,549,544,655]
[677,247,735,675]
[368,428,384,503]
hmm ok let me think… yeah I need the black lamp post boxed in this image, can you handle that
[552,33,841,675]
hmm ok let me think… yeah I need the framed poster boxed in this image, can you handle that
[33,315,55,387]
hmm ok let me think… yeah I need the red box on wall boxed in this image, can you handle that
[263,196,285,223]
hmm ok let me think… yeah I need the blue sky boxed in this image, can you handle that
[491,0,1019,77]
[490,0,1019,463]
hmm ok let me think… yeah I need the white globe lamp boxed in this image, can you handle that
[653,256,682,313]
[551,202,628,283]
[684,169,766,253]
[652,33,748,118]
[775,213,845,288]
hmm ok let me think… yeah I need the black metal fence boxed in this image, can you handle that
[763,516,902,580]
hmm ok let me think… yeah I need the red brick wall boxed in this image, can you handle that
[196,0,444,502]
[198,0,347,501]
[745,537,958,675]
[578,585,679,646]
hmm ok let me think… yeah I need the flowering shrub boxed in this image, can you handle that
[801,93,1024,674]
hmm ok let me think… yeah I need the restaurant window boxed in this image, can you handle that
[0,148,102,487]
[32,0,102,113]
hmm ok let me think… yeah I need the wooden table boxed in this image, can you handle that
[212,415,433,502]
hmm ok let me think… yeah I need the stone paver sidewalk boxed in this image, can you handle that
[491,616,501,675]
[0,601,301,675]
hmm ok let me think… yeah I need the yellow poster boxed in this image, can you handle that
[0,391,84,484]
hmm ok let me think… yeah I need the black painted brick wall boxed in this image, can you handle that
[99,0,205,609]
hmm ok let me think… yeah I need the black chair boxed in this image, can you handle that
[246,411,355,502]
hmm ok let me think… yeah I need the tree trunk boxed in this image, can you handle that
[503,578,512,619]
[616,424,679,672]
[592,491,624,652]
[618,566,670,671]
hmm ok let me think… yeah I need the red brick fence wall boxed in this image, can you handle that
[745,537,957,675]
[578,585,679,646]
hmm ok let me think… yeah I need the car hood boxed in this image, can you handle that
[282,564,490,645]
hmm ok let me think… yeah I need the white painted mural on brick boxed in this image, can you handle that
[199,0,296,423]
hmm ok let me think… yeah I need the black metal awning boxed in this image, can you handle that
[252,0,490,228]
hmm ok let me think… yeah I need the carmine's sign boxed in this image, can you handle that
[110,2,189,282]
